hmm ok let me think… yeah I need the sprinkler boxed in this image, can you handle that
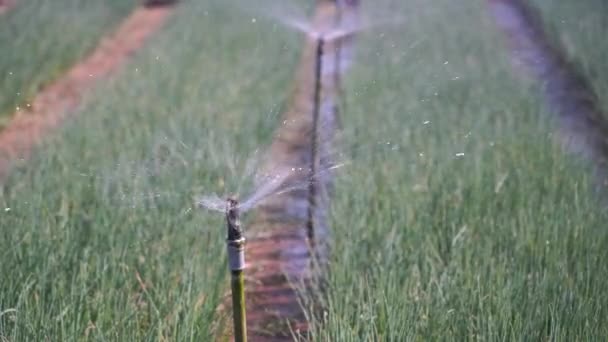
[307,37,324,245]
[226,197,247,342]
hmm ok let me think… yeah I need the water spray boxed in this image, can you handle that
[226,197,247,342]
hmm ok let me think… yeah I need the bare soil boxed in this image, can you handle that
[0,5,174,180]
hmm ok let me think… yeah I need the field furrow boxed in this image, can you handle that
[0,0,139,122]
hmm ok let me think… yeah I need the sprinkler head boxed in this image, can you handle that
[226,197,243,241]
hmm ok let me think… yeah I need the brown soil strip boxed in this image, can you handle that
[0,5,174,180]
[244,0,359,340]
[0,0,15,15]
[488,0,608,181]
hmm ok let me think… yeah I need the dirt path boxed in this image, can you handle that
[488,0,608,182]
[244,1,359,340]
[0,4,174,180]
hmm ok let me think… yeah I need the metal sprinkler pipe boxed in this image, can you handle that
[307,37,324,245]
[226,198,247,342]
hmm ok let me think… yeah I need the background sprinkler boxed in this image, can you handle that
[225,197,247,342]
[307,36,324,245]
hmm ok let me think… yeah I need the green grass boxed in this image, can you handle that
[0,0,137,125]
[532,0,608,111]
[3,0,608,340]
[305,0,608,340]
[0,0,301,340]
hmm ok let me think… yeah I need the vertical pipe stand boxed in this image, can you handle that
[307,37,325,245]
[226,198,247,342]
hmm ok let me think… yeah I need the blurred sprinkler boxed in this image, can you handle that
[232,0,404,73]
[245,0,403,39]
[307,36,324,243]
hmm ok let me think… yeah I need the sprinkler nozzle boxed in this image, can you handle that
[226,197,243,241]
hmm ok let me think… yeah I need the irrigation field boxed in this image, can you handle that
[1,0,608,340]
